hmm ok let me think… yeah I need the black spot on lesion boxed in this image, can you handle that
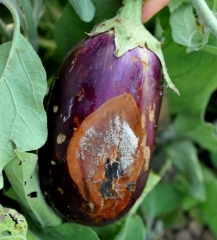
[100,158,123,198]
[127,182,136,193]
[105,161,121,180]
[100,181,113,198]
[27,191,37,198]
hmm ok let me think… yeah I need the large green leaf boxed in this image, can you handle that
[113,215,146,240]
[168,115,217,152]
[68,0,95,22]
[0,204,28,239]
[128,171,161,216]
[166,140,205,201]
[4,151,62,228]
[162,24,217,151]
[143,182,182,217]
[28,220,100,240]
[0,33,47,189]
[200,181,217,237]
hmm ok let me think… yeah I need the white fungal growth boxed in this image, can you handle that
[119,120,138,170]
[78,115,138,173]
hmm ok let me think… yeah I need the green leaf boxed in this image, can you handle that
[166,140,205,201]
[162,24,217,151]
[200,181,217,237]
[170,116,217,152]
[0,204,27,239]
[210,150,217,168]
[169,3,209,51]
[168,0,189,12]
[68,0,95,22]
[129,171,161,216]
[28,220,100,240]
[4,151,62,227]
[0,33,47,189]
[113,215,146,240]
[143,182,182,217]
[93,220,123,240]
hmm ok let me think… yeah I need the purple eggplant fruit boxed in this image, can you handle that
[38,0,177,226]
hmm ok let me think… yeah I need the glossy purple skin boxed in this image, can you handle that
[39,32,163,226]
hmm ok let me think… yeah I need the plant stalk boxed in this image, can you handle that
[118,0,143,24]
[19,0,38,51]
[0,0,20,39]
[33,0,43,24]
[191,0,217,38]
[0,19,11,40]
[0,0,20,80]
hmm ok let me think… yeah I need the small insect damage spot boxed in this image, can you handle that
[18,159,25,165]
[9,213,19,225]
[57,133,66,144]
[27,191,38,198]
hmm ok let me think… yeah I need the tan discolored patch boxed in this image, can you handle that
[141,114,146,129]
[114,18,122,24]
[67,93,146,221]
[141,60,148,69]
[57,133,66,144]
[57,187,64,195]
[53,105,58,113]
[51,160,56,165]
[148,104,156,123]
[68,60,75,74]
[149,110,154,122]
[87,202,95,213]
[131,56,139,62]
[144,146,151,171]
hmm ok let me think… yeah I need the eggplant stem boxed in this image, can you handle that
[118,0,143,24]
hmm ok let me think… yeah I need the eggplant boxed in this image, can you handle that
[38,0,178,226]
[39,31,163,226]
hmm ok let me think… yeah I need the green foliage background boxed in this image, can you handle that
[0,0,217,239]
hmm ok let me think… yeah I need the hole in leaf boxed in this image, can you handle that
[9,213,19,225]
[27,191,38,198]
